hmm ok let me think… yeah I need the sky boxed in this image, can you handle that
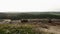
[0,0,60,12]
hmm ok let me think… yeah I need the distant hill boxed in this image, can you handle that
[26,12,60,15]
[0,12,60,19]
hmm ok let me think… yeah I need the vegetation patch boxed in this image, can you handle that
[0,24,55,34]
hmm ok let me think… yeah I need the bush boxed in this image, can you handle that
[0,24,55,34]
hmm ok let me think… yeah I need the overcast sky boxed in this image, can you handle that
[0,0,60,12]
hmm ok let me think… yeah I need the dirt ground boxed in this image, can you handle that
[34,22,60,34]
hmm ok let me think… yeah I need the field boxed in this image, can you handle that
[0,22,60,34]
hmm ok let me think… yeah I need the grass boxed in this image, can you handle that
[0,23,55,34]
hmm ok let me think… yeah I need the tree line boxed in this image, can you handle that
[0,13,60,20]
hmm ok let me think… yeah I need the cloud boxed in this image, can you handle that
[0,0,60,12]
